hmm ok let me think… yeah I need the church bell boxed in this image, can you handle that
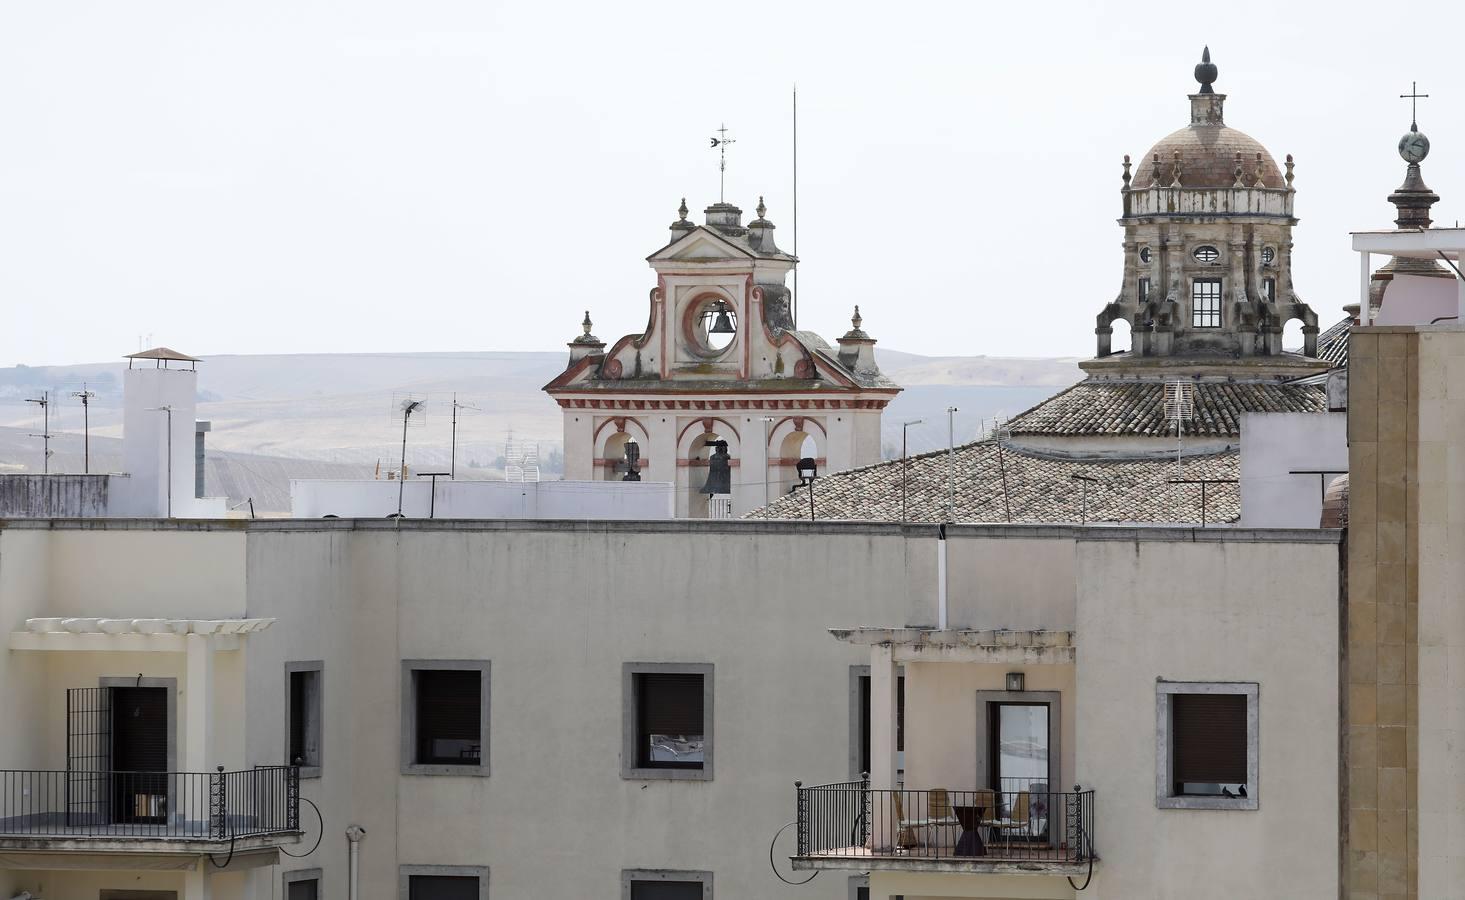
[708,300,735,335]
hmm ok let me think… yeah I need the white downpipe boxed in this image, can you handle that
[346,824,367,900]
[937,525,948,630]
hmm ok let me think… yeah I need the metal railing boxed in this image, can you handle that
[0,766,299,840]
[796,777,1095,864]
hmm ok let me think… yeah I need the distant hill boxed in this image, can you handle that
[0,349,1083,508]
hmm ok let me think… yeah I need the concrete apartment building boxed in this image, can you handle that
[0,519,1343,900]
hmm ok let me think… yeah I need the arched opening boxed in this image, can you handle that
[775,430,824,497]
[683,295,738,357]
[602,431,633,481]
[688,430,732,518]
[1283,318,1305,354]
[1112,318,1132,354]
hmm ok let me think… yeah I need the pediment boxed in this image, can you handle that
[647,226,753,263]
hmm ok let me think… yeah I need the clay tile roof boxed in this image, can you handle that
[1003,380,1328,438]
[125,346,201,362]
[751,441,1241,525]
[1317,316,1352,369]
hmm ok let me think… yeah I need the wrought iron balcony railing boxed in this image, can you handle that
[0,766,299,841]
[795,779,1095,868]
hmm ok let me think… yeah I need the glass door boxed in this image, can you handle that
[989,702,1051,842]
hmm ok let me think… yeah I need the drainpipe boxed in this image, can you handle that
[937,523,948,630]
[346,824,367,900]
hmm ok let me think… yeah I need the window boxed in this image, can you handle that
[1156,682,1258,810]
[1137,277,1150,306]
[622,870,712,900]
[286,662,322,775]
[848,877,902,900]
[1191,279,1222,328]
[1138,246,1152,264]
[1263,277,1276,303]
[284,869,322,900]
[1193,245,1220,264]
[1261,246,1276,266]
[623,663,714,780]
[400,866,488,900]
[852,667,904,779]
[401,661,490,776]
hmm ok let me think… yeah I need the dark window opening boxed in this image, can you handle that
[1193,245,1220,264]
[1263,277,1276,303]
[858,674,904,777]
[289,669,321,769]
[415,670,482,766]
[408,875,478,900]
[1191,279,1222,328]
[630,881,702,900]
[287,878,319,900]
[1172,693,1247,797]
[636,673,705,769]
[1137,277,1150,306]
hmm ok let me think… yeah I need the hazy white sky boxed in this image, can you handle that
[1,1,1462,367]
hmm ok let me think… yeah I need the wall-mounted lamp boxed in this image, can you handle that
[1005,672,1025,692]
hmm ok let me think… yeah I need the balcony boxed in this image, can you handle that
[0,766,300,855]
[792,782,1097,877]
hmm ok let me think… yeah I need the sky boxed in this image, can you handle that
[1,0,1463,368]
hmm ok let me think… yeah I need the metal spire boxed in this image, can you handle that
[709,123,736,203]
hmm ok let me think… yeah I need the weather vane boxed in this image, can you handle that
[710,123,735,203]
[1400,81,1428,131]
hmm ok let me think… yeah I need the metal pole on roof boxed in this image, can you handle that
[901,419,922,524]
[946,407,958,522]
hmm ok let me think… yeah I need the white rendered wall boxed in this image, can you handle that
[290,478,676,519]
[118,366,199,517]
[1239,411,1347,528]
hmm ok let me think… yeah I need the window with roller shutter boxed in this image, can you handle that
[1156,682,1258,810]
[622,663,714,781]
[401,661,490,776]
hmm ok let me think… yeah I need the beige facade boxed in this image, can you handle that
[1344,325,1465,898]
[1,520,1341,899]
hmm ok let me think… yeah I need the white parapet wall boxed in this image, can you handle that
[1239,410,1347,528]
[290,478,677,519]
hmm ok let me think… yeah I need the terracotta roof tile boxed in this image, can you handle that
[1004,379,1327,438]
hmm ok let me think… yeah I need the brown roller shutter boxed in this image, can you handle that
[639,673,703,736]
[1172,693,1247,786]
[415,670,480,765]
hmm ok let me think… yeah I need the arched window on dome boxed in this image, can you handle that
[1112,318,1132,354]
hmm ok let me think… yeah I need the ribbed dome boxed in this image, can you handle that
[1132,124,1284,190]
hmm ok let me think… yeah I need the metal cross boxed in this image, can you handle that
[709,123,735,203]
[1400,81,1429,131]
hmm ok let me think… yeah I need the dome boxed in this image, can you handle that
[1132,124,1284,190]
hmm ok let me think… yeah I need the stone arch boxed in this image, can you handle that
[678,417,742,518]
[595,418,650,481]
[767,416,827,498]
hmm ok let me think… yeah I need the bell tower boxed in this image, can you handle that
[544,197,900,518]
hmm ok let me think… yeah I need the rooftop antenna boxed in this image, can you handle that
[990,416,1012,523]
[448,393,479,480]
[70,383,96,474]
[792,85,798,327]
[25,392,53,475]
[1164,380,1195,480]
[504,435,540,484]
[946,406,959,522]
[710,123,736,204]
[900,419,923,523]
[391,394,427,516]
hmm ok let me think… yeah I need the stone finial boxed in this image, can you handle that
[1194,45,1218,94]
[1254,152,1265,187]
[851,305,862,332]
[1170,150,1183,188]
[677,198,689,222]
[582,310,593,337]
[756,196,767,220]
[1233,152,1245,188]
[1285,154,1295,188]
[1122,154,1132,187]
[1152,152,1163,185]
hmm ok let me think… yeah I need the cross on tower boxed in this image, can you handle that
[1400,81,1429,131]
[709,123,736,203]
